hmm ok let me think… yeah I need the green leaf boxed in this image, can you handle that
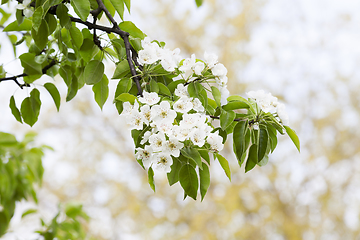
[124,0,131,12]
[222,101,249,111]
[258,128,268,161]
[118,21,146,39]
[112,60,130,79]
[56,3,71,28]
[3,19,32,32]
[44,83,61,111]
[31,19,49,50]
[115,77,132,98]
[215,153,231,181]
[92,74,109,109]
[198,149,210,165]
[220,109,236,130]
[69,25,83,49]
[195,0,203,7]
[167,157,182,186]
[245,144,258,173]
[0,132,17,145]
[19,53,42,75]
[157,82,171,96]
[32,6,43,32]
[21,209,37,219]
[21,89,41,127]
[211,86,221,107]
[79,38,98,62]
[233,120,248,164]
[179,164,198,200]
[150,79,159,93]
[66,74,78,101]
[199,162,210,201]
[148,167,155,192]
[0,65,5,78]
[109,0,124,20]
[284,126,300,152]
[84,60,104,85]
[45,13,57,35]
[71,0,90,21]
[9,96,22,123]
[115,93,136,104]
[258,154,269,167]
[180,148,203,170]
[267,125,278,152]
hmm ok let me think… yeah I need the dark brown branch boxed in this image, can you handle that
[91,8,103,50]
[0,59,57,89]
[209,115,248,122]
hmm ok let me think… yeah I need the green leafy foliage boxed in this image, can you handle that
[20,89,41,127]
[179,164,198,200]
[0,132,46,237]
[44,83,61,111]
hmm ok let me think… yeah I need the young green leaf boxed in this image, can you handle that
[157,82,171,96]
[245,144,258,173]
[195,0,203,7]
[71,0,90,22]
[222,101,249,111]
[118,21,146,39]
[84,60,104,85]
[9,96,22,123]
[150,79,159,93]
[233,120,248,163]
[115,78,132,98]
[92,74,109,109]
[44,83,61,111]
[19,53,42,75]
[148,167,155,192]
[66,74,78,101]
[109,0,125,20]
[112,60,130,79]
[115,93,136,104]
[56,3,71,28]
[3,19,32,32]
[21,89,41,127]
[220,109,236,130]
[258,128,268,161]
[284,126,300,152]
[69,25,83,49]
[179,164,198,200]
[211,86,221,107]
[32,6,43,32]
[199,162,210,201]
[180,148,203,170]
[215,153,231,181]
[198,149,210,165]
[167,157,182,186]
[31,19,49,50]
[124,0,131,12]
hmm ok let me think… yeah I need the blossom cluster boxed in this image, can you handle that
[138,37,230,105]
[246,90,289,125]
[121,84,224,173]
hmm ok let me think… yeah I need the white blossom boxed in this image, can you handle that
[206,132,224,152]
[192,98,205,112]
[190,129,207,147]
[16,0,33,17]
[179,54,196,72]
[211,63,228,77]
[163,138,184,157]
[193,62,205,75]
[135,145,153,168]
[149,132,166,151]
[140,104,152,125]
[204,52,218,68]
[151,101,177,124]
[127,111,145,130]
[138,48,158,65]
[138,91,160,106]
[174,84,189,98]
[220,87,230,106]
[173,97,193,113]
[152,153,173,173]
[140,131,152,145]
[246,90,278,113]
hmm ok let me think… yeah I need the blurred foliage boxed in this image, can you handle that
[0,131,44,237]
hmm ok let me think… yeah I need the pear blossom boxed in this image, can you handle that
[192,98,205,112]
[190,129,207,147]
[246,90,278,113]
[138,48,158,65]
[163,138,184,157]
[172,125,192,141]
[193,62,205,75]
[140,105,152,125]
[16,0,34,17]
[179,54,196,72]
[149,132,166,151]
[138,91,160,106]
[152,153,173,172]
[206,132,224,152]
[127,111,145,130]
[204,52,218,68]
[140,131,152,145]
[211,63,228,77]
[220,87,230,106]
[174,84,189,98]
[122,101,139,116]
[173,97,193,113]
[151,101,177,124]
[135,146,153,168]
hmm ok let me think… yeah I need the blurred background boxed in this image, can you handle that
[1,0,360,239]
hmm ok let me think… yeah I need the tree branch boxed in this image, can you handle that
[0,59,57,89]
[209,115,248,122]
